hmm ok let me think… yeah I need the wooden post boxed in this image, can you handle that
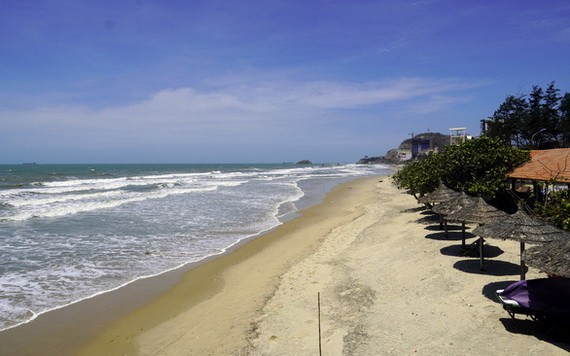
[479,237,485,271]
[510,178,517,211]
[533,181,540,204]
[520,241,526,281]
[461,221,466,249]
[318,293,322,356]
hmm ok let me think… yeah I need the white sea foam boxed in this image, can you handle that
[0,163,392,331]
[0,177,249,221]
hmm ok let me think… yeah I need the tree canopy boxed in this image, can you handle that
[392,137,530,199]
[391,153,442,199]
[483,82,570,149]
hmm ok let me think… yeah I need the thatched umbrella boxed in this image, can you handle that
[420,183,462,229]
[418,182,461,204]
[446,197,508,225]
[432,192,473,215]
[447,197,509,270]
[433,192,475,244]
[473,210,570,279]
[523,238,570,278]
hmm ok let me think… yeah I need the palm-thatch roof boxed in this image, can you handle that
[523,238,570,278]
[473,209,570,279]
[472,210,570,244]
[432,192,474,216]
[444,197,509,271]
[446,196,508,224]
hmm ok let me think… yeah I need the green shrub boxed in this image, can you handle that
[534,190,570,230]
[393,137,530,198]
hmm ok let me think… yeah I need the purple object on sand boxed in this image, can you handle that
[500,278,570,312]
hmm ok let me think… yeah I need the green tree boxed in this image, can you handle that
[524,85,546,148]
[543,82,562,147]
[485,95,527,147]
[392,153,442,200]
[439,137,530,196]
[560,92,570,146]
[393,137,530,199]
[534,190,570,230]
[483,82,568,149]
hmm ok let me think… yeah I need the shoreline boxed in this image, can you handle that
[0,175,382,355]
[77,176,383,355]
[0,174,351,334]
[3,175,568,355]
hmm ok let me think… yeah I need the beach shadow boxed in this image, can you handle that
[499,318,570,349]
[481,280,517,302]
[423,223,465,231]
[423,225,444,231]
[425,231,475,241]
[440,244,504,258]
[453,259,519,276]
[416,215,441,225]
[401,206,427,213]
[420,209,437,215]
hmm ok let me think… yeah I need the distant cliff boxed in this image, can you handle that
[356,132,450,164]
[398,132,449,151]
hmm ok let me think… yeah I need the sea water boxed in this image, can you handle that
[0,163,391,331]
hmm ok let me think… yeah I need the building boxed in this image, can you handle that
[508,148,570,200]
[397,149,412,161]
[449,127,467,145]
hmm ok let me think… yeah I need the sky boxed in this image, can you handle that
[1,0,570,164]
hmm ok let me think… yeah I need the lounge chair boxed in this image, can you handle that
[495,278,570,321]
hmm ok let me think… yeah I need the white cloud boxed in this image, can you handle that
[2,76,479,161]
[288,78,475,108]
[5,77,477,127]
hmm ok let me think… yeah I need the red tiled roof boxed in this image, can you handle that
[508,148,570,183]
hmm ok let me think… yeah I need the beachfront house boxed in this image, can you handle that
[508,148,570,202]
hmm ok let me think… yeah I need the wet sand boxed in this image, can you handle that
[77,177,381,355]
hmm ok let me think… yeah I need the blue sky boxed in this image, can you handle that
[1,0,570,163]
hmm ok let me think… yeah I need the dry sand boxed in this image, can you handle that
[74,177,570,355]
[248,179,569,355]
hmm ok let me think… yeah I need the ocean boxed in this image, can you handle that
[0,163,391,331]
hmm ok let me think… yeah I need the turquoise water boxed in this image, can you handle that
[0,163,391,331]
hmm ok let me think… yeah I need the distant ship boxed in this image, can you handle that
[22,162,37,165]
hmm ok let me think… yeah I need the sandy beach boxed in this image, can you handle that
[3,176,568,355]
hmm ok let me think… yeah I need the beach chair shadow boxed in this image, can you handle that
[453,259,519,276]
[500,318,570,348]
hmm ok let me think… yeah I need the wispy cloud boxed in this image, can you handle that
[1,76,481,161]
[288,78,476,109]
[4,77,479,133]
